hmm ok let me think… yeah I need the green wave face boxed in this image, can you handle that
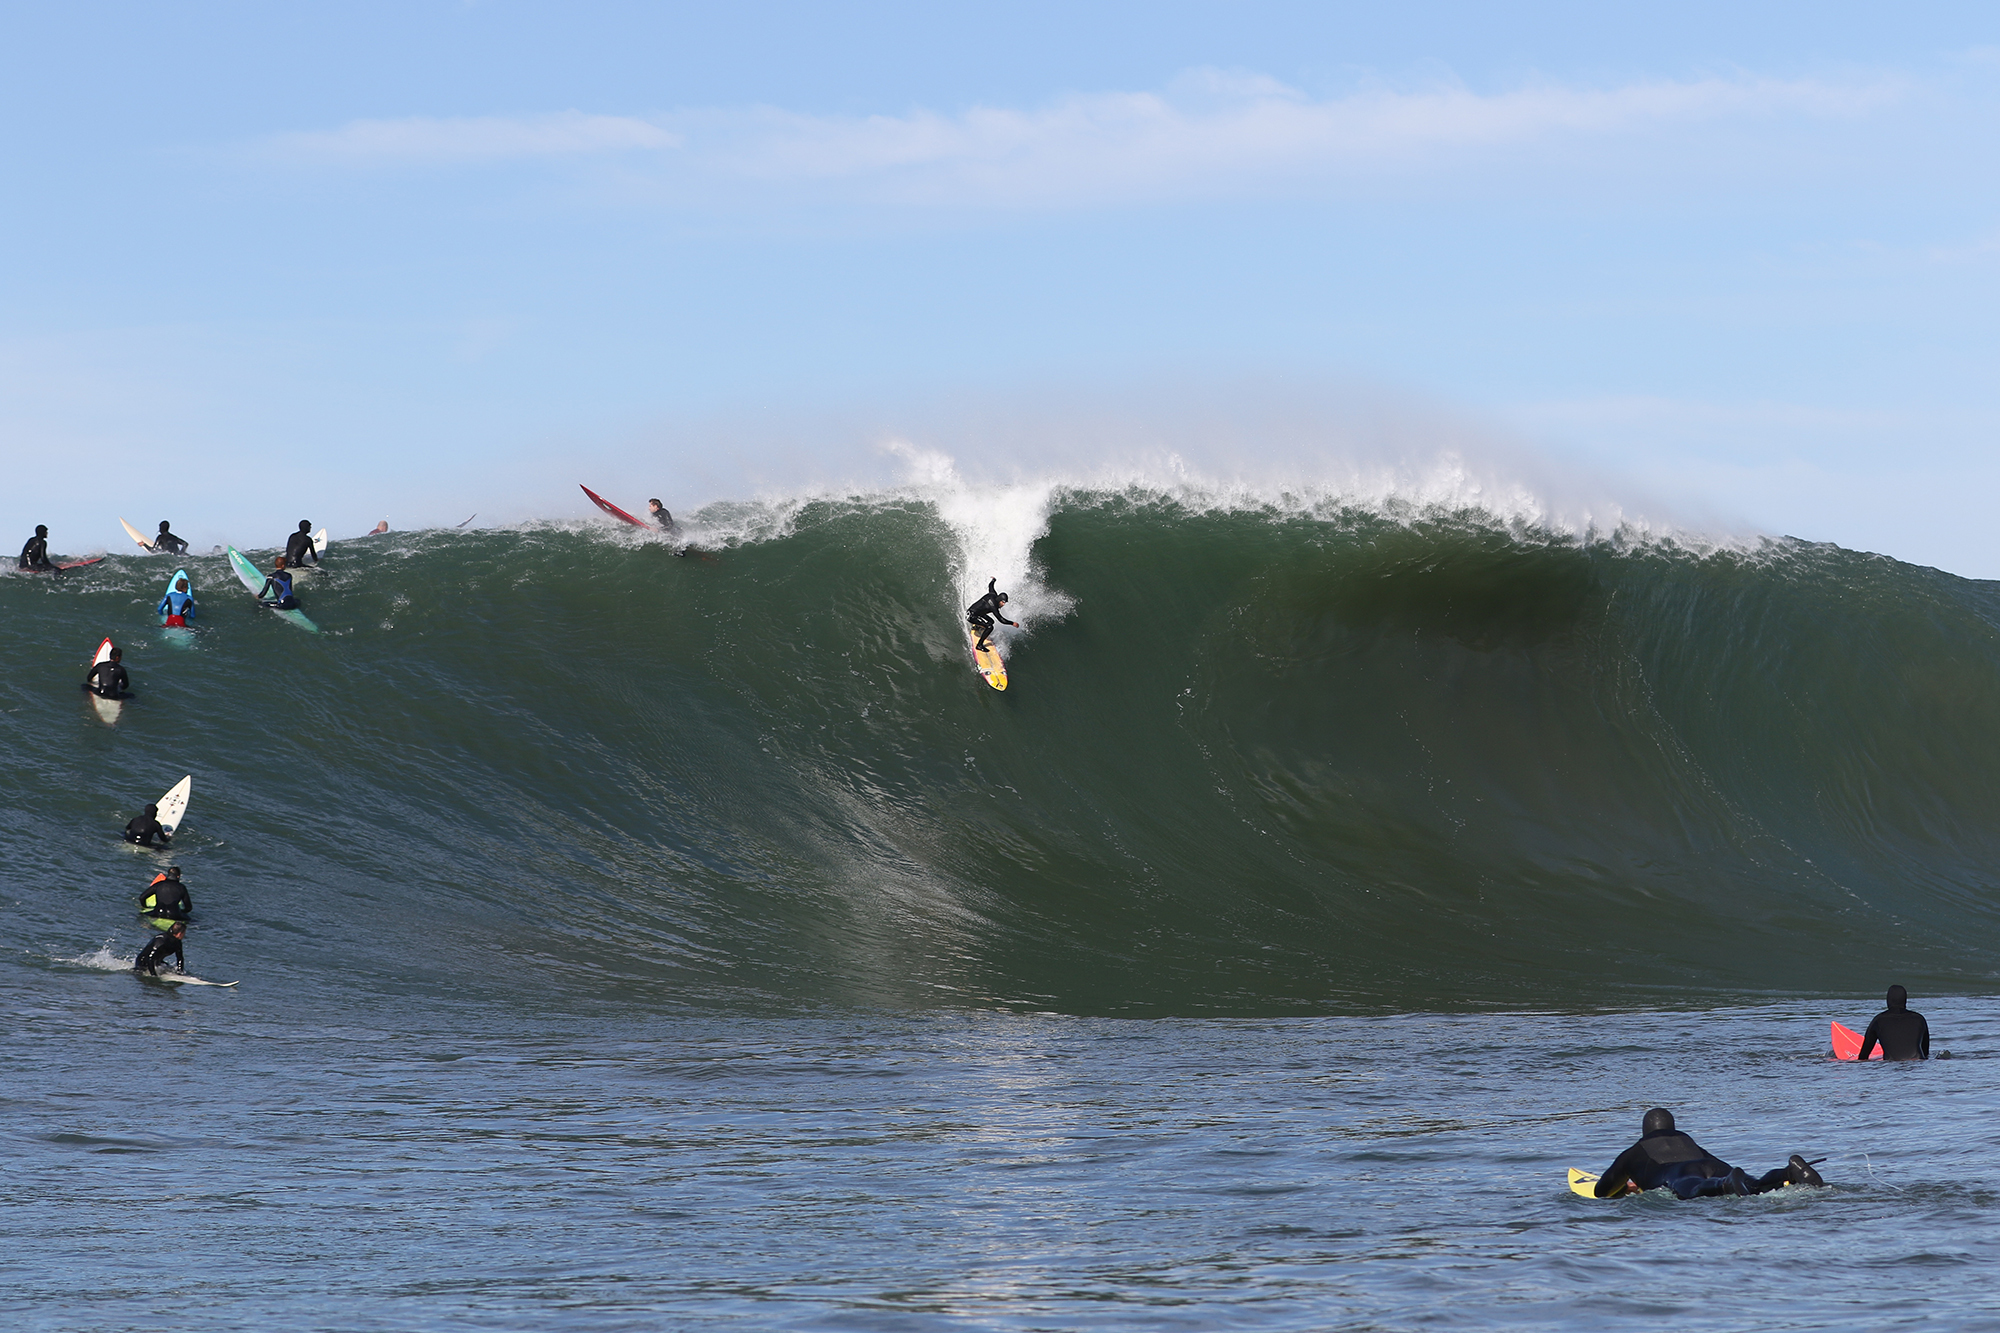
[11,501,2000,1015]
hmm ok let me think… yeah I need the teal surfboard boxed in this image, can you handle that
[226,546,320,633]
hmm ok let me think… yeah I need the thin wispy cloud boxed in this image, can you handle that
[256,67,1900,206]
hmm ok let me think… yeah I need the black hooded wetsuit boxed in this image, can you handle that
[965,579,1017,649]
[142,875,191,921]
[1858,985,1930,1061]
[284,529,319,566]
[19,534,53,571]
[134,932,184,976]
[1594,1128,1793,1200]
[124,813,170,848]
[85,659,131,699]
[155,529,189,554]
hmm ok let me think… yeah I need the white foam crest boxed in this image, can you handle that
[63,943,136,972]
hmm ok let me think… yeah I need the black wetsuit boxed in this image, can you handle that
[19,534,53,571]
[85,660,131,699]
[1593,1128,1793,1200]
[134,932,184,976]
[284,530,319,566]
[965,579,1017,649]
[258,570,299,609]
[124,813,170,848]
[142,876,191,921]
[154,529,189,555]
[1858,987,1930,1061]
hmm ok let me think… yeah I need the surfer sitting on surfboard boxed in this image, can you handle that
[966,579,1017,653]
[142,867,191,923]
[158,575,197,626]
[18,525,54,571]
[134,922,186,977]
[1857,985,1930,1061]
[124,803,172,849]
[153,520,189,555]
[84,647,131,700]
[284,520,320,567]
[258,557,301,610]
[1590,1109,1825,1199]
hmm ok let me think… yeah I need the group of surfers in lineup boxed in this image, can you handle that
[1592,987,1933,1198]
[34,518,339,979]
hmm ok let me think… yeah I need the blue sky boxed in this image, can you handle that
[5,2,1999,572]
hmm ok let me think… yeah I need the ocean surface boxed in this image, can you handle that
[5,486,1998,1329]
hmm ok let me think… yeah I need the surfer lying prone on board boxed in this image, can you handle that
[258,557,301,610]
[124,803,172,849]
[1592,1109,1826,1198]
[134,922,185,976]
[84,647,132,699]
[966,578,1017,652]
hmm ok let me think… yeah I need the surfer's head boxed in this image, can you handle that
[167,866,181,878]
[109,647,122,661]
[997,592,1009,604]
[175,578,188,591]
[158,520,172,533]
[170,921,185,938]
[649,499,664,509]
[299,520,311,532]
[1642,1108,1675,1134]
[35,524,47,536]
[274,556,287,569]
[1888,984,1909,1010]
[144,803,158,815]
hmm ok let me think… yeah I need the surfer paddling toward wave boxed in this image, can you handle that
[1579,1109,1826,1199]
[124,802,172,849]
[84,646,132,700]
[158,573,196,626]
[258,557,301,610]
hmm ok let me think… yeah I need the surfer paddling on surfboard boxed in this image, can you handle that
[966,578,1017,654]
[134,922,186,977]
[1585,1109,1826,1199]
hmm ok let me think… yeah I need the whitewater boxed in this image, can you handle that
[5,451,1997,1330]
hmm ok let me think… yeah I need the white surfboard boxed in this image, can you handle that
[87,637,121,724]
[311,527,328,556]
[119,518,153,552]
[156,775,192,836]
[152,973,238,988]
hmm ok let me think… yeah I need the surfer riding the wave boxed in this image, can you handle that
[966,578,1017,653]
[258,557,301,610]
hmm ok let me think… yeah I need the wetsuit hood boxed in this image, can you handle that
[35,525,47,536]
[1642,1108,1675,1134]
[1887,985,1908,1010]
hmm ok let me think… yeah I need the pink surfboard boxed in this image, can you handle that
[1832,1020,1883,1061]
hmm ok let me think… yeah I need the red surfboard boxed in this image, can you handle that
[580,485,647,528]
[1831,1020,1882,1060]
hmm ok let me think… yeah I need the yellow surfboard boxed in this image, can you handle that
[1569,1167,1638,1198]
[968,628,1007,691]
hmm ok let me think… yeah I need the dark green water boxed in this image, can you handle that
[6,495,1997,1329]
